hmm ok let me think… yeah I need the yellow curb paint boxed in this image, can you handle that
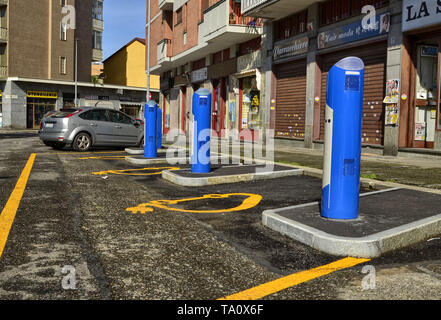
[218,257,370,300]
[127,193,263,214]
[0,153,37,259]
[79,156,126,160]
[92,167,181,176]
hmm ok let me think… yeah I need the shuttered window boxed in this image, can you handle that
[319,42,387,144]
[275,60,307,139]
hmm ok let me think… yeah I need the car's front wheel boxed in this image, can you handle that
[73,133,92,152]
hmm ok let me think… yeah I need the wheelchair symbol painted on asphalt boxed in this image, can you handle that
[126,193,263,214]
[92,167,181,176]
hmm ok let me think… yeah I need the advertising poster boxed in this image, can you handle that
[384,79,400,104]
[415,122,426,141]
[385,104,398,125]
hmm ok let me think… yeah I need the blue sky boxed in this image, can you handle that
[103,0,146,60]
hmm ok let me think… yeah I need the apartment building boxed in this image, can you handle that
[243,0,441,155]
[148,0,265,140]
[0,0,147,129]
[103,38,160,118]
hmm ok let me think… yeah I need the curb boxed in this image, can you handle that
[162,166,304,187]
[262,188,441,258]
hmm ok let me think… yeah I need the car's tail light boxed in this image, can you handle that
[65,109,83,118]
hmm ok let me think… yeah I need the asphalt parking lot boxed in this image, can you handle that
[0,132,441,300]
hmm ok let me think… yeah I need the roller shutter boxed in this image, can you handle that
[274,59,307,139]
[319,42,387,145]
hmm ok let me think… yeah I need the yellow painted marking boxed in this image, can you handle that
[218,257,370,300]
[0,154,37,259]
[44,151,126,155]
[92,167,180,176]
[79,156,126,160]
[126,193,262,214]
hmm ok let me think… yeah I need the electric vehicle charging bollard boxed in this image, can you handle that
[144,100,157,158]
[191,88,212,174]
[156,106,162,149]
[321,57,365,220]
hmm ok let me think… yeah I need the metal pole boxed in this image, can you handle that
[75,38,78,107]
[146,0,151,104]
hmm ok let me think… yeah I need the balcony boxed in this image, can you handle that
[241,0,323,19]
[0,0,7,6]
[157,39,172,65]
[199,0,263,48]
[0,65,7,79]
[158,0,173,11]
[92,18,104,31]
[92,48,103,62]
[0,27,7,42]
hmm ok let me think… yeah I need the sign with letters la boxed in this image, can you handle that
[402,0,441,32]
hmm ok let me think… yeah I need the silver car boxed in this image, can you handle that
[38,107,144,152]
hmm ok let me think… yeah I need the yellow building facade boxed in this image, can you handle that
[104,38,159,90]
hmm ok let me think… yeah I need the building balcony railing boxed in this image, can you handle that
[157,38,172,64]
[199,0,263,44]
[92,48,103,62]
[158,0,173,11]
[92,18,104,31]
[0,65,7,79]
[241,0,269,15]
[0,27,7,42]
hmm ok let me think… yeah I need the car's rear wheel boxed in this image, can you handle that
[73,133,92,152]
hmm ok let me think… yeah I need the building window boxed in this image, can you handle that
[274,10,307,42]
[60,23,67,41]
[319,0,389,27]
[176,8,183,25]
[92,0,104,21]
[60,57,67,75]
[61,0,67,7]
[92,31,102,50]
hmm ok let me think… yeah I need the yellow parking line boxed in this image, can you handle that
[43,151,126,155]
[0,153,37,259]
[218,257,370,300]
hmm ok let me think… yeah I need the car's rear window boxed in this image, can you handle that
[48,109,78,118]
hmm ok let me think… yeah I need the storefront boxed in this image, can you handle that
[400,0,441,149]
[236,50,262,141]
[272,35,309,139]
[160,75,174,135]
[208,56,237,138]
[316,11,390,145]
[26,91,58,129]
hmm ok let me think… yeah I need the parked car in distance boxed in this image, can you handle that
[38,107,144,152]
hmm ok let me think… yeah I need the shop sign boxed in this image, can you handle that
[273,36,309,61]
[191,67,208,83]
[27,91,58,99]
[174,74,189,87]
[237,50,261,72]
[402,0,441,32]
[317,12,390,49]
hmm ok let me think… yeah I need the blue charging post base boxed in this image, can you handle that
[191,88,212,174]
[144,100,158,159]
[321,57,365,220]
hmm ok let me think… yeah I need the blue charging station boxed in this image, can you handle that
[191,88,212,173]
[321,57,365,220]
[156,106,162,149]
[144,100,157,158]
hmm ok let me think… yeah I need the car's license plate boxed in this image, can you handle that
[45,123,54,128]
